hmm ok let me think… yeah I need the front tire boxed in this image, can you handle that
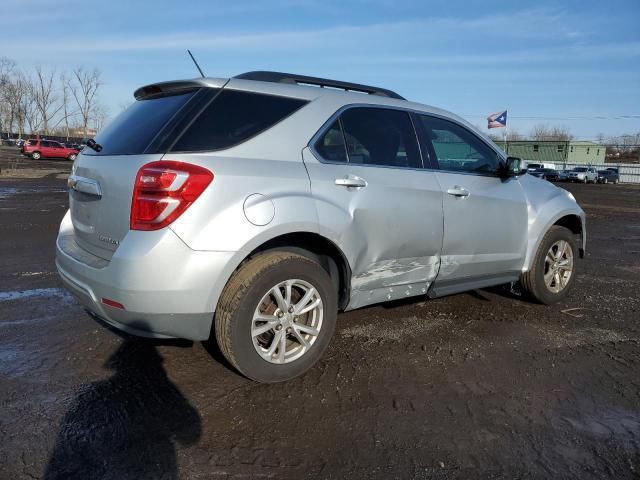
[31,151,41,160]
[520,226,577,304]
[215,251,337,382]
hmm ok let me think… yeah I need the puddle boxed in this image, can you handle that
[562,408,640,438]
[0,186,67,200]
[0,288,73,302]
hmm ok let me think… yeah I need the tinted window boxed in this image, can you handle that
[315,120,347,162]
[339,108,421,168]
[171,90,307,152]
[418,115,500,174]
[87,90,197,156]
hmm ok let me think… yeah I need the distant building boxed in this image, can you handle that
[504,140,605,165]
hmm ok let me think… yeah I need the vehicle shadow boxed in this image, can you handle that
[44,323,201,480]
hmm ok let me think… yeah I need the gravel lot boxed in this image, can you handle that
[1,147,639,479]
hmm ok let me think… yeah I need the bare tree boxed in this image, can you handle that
[530,123,572,141]
[506,128,523,141]
[92,104,109,132]
[21,72,43,135]
[2,78,27,137]
[30,66,63,134]
[67,67,102,137]
[60,73,76,141]
[0,57,17,134]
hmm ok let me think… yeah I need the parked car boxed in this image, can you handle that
[56,71,586,382]
[557,170,570,182]
[15,138,26,148]
[567,167,598,183]
[597,169,620,184]
[22,139,80,160]
[526,162,556,171]
[530,168,560,181]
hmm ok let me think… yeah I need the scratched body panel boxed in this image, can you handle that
[302,148,444,309]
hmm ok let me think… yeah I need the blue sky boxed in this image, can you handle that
[3,0,639,138]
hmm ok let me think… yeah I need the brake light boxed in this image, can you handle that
[130,161,213,231]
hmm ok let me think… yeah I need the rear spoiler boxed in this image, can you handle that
[133,78,229,100]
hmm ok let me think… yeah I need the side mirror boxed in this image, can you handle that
[497,156,522,178]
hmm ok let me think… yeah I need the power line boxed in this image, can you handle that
[464,114,640,120]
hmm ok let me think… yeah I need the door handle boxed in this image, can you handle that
[335,176,367,188]
[446,186,469,198]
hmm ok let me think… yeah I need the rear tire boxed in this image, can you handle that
[215,251,337,382]
[520,226,577,304]
[31,151,41,160]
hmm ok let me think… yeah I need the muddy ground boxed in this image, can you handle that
[1,146,639,479]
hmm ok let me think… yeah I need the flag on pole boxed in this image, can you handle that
[487,110,507,129]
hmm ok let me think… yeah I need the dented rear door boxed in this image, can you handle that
[304,107,444,309]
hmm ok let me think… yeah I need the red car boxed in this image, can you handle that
[22,139,80,161]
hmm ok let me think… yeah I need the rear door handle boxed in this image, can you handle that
[446,186,469,198]
[335,176,367,188]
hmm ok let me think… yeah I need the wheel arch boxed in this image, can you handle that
[242,232,352,310]
[208,231,352,316]
[525,211,586,272]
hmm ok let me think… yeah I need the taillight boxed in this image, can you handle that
[130,161,213,231]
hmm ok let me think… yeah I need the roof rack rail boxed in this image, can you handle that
[234,71,405,100]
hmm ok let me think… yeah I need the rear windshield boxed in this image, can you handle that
[86,88,307,155]
[170,90,308,152]
[85,90,197,156]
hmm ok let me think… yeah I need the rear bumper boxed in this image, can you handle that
[55,211,235,341]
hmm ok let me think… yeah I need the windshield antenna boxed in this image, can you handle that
[187,50,205,78]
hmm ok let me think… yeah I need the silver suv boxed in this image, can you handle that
[56,71,586,382]
[568,166,598,183]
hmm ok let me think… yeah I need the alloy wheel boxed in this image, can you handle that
[543,240,574,293]
[251,279,323,364]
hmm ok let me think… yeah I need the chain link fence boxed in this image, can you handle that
[555,162,640,184]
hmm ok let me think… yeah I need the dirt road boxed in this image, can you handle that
[1,152,639,479]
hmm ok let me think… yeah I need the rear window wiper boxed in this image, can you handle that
[86,139,103,152]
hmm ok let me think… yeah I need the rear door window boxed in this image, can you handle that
[170,90,307,152]
[338,108,421,169]
[86,90,198,156]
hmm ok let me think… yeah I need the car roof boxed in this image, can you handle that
[133,73,482,141]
